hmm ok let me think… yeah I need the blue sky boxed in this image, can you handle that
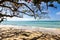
[7,2,60,21]
[25,2,60,20]
[0,1,60,21]
[48,2,60,20]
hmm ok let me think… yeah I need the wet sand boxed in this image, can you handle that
[0,25,60,40]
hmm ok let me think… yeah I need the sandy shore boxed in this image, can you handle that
[0,25,60,40]
[0,25,60,34]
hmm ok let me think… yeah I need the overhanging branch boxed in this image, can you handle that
[0,0,36,19]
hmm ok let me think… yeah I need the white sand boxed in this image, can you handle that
[0,25,60,35]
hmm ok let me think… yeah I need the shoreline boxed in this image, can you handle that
[0,25,60,35]
[0,25,60,40]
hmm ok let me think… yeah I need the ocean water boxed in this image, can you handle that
[0,21,60,28]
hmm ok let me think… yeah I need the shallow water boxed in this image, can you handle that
[1,21,60,28]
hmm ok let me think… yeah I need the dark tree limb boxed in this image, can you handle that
[0,0,36,19]
[0,5,35,18]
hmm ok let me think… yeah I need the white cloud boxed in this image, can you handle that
[56,12,60,15]
[7,17,35,21]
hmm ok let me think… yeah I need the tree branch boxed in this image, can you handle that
[0,0,36,19]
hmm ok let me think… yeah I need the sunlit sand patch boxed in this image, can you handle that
[0,25,60,40]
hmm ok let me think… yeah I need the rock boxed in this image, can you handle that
[51,38,56,40]
[0,27,60,40]
[0,37,2,40]
[21,32,31,37]
[52,35,60,40]
[8,34,15,37]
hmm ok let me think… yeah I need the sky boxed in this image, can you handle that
[48,2,60,20]
[0,1,60,21]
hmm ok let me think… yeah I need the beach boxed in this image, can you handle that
[0,25,60,40]
[0,0,60,40]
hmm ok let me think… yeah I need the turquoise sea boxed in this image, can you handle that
[0,21,60,28]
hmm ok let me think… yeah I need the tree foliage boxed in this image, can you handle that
[0,0,60,23]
